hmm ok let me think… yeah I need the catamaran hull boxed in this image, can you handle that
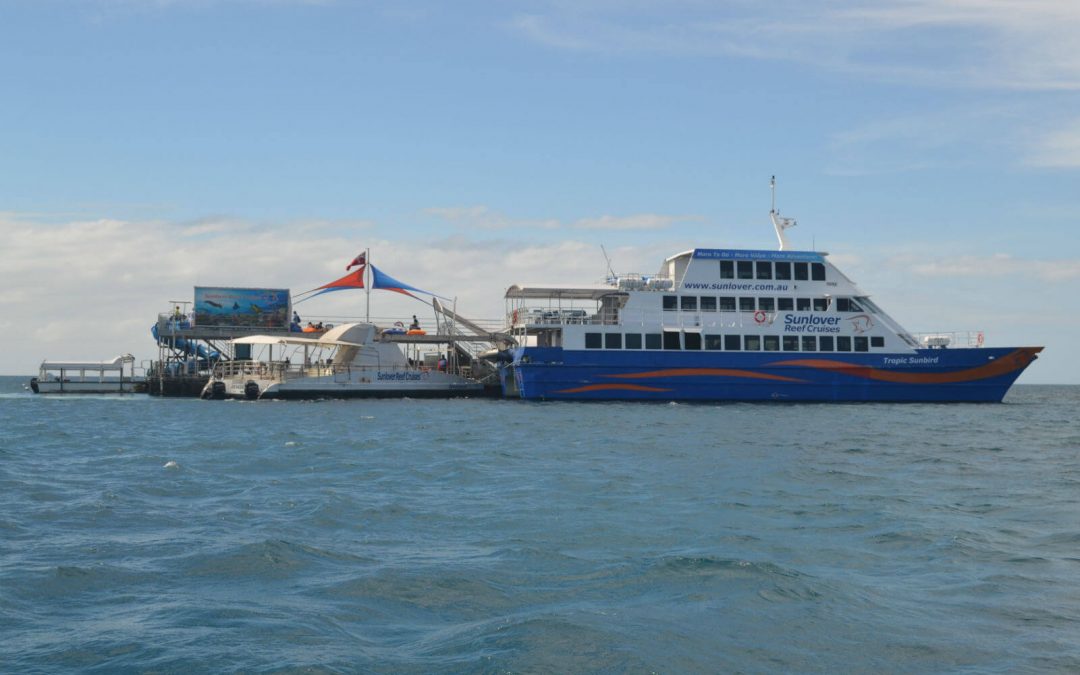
[501,346,1041,403]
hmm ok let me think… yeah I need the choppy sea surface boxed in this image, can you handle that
[2,377,1079,673]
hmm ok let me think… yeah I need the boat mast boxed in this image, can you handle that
[769,175,797,251]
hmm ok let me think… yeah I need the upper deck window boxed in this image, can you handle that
[794,262,809,281]
[663,295,677,311]
[719,260,734,279]
[700,296,717,312]
[756,261,772,279]
[775,262,792,280]
[811,263,826,281]
[680,296,697,311]
[778,298,794,311]
[737,261,754,279]
[758,297,775,311]
[719,296,736,311]
[739,297,755,312]
[796,297,811,311]
[813,298,829,312]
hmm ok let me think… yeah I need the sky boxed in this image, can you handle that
[1,0,1078,382]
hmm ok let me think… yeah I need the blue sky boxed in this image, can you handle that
[1,0,1078,382]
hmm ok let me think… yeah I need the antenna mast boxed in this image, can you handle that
[769,175,797,251]
[601,244,616,281]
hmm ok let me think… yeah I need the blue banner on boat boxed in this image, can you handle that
[693,249,824,262]
[194,287,291,328]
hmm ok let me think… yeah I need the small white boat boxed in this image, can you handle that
[201,323,484,400]
[30,355,147,394]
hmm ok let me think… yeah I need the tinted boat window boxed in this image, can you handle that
[756,261,772,279]
[663,295,677,310]
[758,297,775,311]
[719,296,736,311]
[855,336,869,352]
[663,331,681,350]
[744,335,761,351]
[625,333,642,349]
[605,333,622,349]
[737,261,754,279]
[811,263,826,281]
[705,335,723,350]
[794,262,809,280]
[739,297,755,311]
[763,335,780,351]
[836,336,852,351]
[819,336,834,352]
[871,336,884,348]
[775,262,791,280]
[680,296,697,311]
[801,336,817,352]
[645,333,662,350]
[724,334,741,350]
[585,333,602,349]
[783,335,799,351]
[683,332,702,350]
[700,296,717,312]
[796,298,811,311]
[778,298,794,311]
[813,298,829,312]
[719,260,734,279]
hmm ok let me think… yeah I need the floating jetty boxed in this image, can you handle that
[147,295,507,398]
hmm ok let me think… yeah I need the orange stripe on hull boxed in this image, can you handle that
[766,347,1043,384]
[604,368,806,383]
[555,383,673,394]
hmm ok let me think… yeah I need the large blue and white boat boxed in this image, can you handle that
[496,203,1041,402]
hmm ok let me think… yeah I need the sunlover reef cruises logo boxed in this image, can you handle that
[377,371,422,381]
[784,315,841,334]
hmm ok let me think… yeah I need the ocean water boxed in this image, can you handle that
[1,377,1079,674]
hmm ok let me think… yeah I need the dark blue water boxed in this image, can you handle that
[2,377,1079,673]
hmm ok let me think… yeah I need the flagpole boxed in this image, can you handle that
[365,247,371,323]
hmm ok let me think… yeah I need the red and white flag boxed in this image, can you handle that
[346,252,366,270]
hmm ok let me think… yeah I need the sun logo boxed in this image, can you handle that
[848,314,874,334]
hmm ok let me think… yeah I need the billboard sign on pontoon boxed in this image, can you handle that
[194,287,291,328]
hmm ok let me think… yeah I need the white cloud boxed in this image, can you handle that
[512,1,1080,91]
[888,252,1080,281]
[426,205,692,231]
[1024,118,1080,168]
[0,213,671,373]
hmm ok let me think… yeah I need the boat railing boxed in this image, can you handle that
[508,308,825,330]
[911,331,986,349]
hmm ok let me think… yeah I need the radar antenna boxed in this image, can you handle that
[769,175,797,250]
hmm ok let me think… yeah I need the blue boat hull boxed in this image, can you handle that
[500,346,1042,402]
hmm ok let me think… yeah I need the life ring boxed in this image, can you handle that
[753,310,767,324]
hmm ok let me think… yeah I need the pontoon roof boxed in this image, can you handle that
[231,335,362,347]
[41,355,134,369]
[504,283,619,300]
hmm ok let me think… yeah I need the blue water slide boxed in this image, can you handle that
[151,324,220,361]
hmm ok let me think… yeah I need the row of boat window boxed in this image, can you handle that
[719,260,826,281]
[585,333,885,352]
[664,296,865,312]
